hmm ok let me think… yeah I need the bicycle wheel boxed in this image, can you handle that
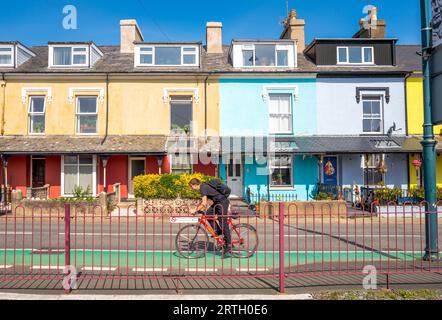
[175,224,209,259]
[230,223,258,258]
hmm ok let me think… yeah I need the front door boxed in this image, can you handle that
[32,158,46,188]
[128,158,146,197]
[226,156,244,198]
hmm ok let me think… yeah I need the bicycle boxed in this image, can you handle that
[175,210,258,259]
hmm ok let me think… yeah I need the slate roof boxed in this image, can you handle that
[218,135,431,154]
[396,45,421,73]
[0,134,438,154]
[0,43,417,75]
[0,135,168,155]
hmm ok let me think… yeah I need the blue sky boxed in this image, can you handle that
[0,0,421,46]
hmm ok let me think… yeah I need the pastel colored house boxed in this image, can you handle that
[217,11,319,201]
[0,20,222,200]
[400,44,442,188]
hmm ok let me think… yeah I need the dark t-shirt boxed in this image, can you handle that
[200,183,225,203]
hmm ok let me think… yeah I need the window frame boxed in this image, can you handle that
[28,96,46,135]
[362,95,384,134]
[49,45,90,68]
[0,45,14,67]
[268,93,293,135]
[270,155,293,188]
[75,96,98,135]
[336,46,374,65]
[135,45,199,67]
[241,44,291,68]
[362,154,385,186]
[170,153,193,174]
[61,155,97,197]
[170,95,194,135]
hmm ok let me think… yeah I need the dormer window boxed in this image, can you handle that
[51,46,88,67]
[337,46,374,65]
[242,44,289,67]
[0,45,13,67]
[135,45,199,67]
[231,41,296,68]
[0,42,35,68]
[48,43,103,68]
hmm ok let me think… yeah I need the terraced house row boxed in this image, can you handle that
[0,8,439,202]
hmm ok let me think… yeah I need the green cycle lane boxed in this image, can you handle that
[0,249,424,270]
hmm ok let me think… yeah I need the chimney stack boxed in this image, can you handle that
[206,22,223,54]
[280,9,305,53]
[353,6,387,39]
[120,19,144,53]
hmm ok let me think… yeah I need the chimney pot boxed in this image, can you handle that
[120,19,144,53]
[206,22,223,54]
[280,9,305,53]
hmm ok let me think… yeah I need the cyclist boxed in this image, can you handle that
[189,178,232,256]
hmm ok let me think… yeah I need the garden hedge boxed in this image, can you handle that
[134,173,220,199]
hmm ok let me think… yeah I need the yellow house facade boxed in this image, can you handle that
[406,75,442,188]
[0,21,222,200]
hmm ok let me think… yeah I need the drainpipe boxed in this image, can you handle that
[1,73,5,136]
[100,74,110,193]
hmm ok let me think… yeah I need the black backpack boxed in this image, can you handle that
[207,180,231,199]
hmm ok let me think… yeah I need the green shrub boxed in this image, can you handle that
[374,187,402,205]
[409,186,442,200]
[134,173,221,199]
[409,187,425,199]
[314,192,333,201]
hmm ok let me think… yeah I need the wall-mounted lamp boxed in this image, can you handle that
[157,156,164,174]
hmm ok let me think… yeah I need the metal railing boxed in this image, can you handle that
[0,201,440,292]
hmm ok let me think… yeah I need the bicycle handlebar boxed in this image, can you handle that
[192,210,205,216]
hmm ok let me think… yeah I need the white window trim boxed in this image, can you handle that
[128,157,146,198]
[268,94,293,135]
[61,155,97,197]
[262,85,298,102]
[68,87,105,104]
[76,96,99,136]
[337,46,375,65]
[269,155,294,188]
[170,154,193,174]
[0,45,14,67]
[49,45,90,68]
[21,87,52,104]
[28,96,46,135]
[362,95,384,135]
[241,43,294,68]
[137,46,154,66]
[163,87,199,104]
[134,45,199,67]
[361,154,385,187]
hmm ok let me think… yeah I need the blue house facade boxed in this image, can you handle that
[218,75,318,201]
